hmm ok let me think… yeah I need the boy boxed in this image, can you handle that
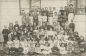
[2,25,10,44]
[68,4,75,24]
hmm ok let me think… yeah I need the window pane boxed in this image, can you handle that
[77,0,85,8]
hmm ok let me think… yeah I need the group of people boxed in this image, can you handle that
[2,4,86,55]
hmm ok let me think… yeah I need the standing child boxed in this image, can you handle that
[68,4,75,24]
[38,13,43,27]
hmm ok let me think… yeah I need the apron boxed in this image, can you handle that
[68,13,74,23]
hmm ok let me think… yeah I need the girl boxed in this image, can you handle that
[42,13,47,23]
[41,42,52,54]
[73,41,80,54]
[35,42,41,54]
[47,28,55,40]
[30,38,36,54]
[59,43,67,56]
[48,37,54,48]
[39,28,45,39]
[67,38,74,53]
[13,37,20,48]
[53,12,58,23]
[7,38,13,48]
[38,13,43,27]
[48,16,53,26]
[22,39,28,54]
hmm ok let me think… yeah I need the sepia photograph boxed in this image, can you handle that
[0,0,86,56]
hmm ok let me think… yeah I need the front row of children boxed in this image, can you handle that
[5,33,86,56]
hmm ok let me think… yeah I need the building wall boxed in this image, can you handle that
[0,0,22,41]
[41,0,67,11]
[74,15,86,40]
[0,0,22,30]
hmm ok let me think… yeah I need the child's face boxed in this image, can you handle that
[15,27,18,30]
[70,5,73,8]
[80,36,84,40]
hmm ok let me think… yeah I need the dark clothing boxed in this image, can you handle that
[14,24,20,30]
[2,29,10,44]
[69,22,75,32]
[51,47,60,55]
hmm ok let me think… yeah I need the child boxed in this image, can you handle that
[35,42,41,54]
[48,37,54,48]
[59,43,67,56]
[42,13,47,23]
[29,15,33,25]
[30,38,36,54]
[67,39,74,53]
[48,16,53,26]
[39,37,46,48]
[51,44,60,55]
[39,28,45,39]
[41,42,52,54]
[47,28,55,40]
[7,38,13,48]
[13,37,20,48]
[53,12,58,23]
[78,36,85,52]
[72,41,80,54]
[27,38,31,52]
[68,4,75,24]
[12,37,20,54]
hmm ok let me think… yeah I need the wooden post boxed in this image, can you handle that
[29,0,32,11]
[40,0,41,9]
[19,0,21,15]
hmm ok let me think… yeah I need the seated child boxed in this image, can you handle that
[67,38,74,53]
[35,42,41,54]
[29,38,36,55]
[6,39,14,54]
[48,37,54,48]
[51,44,60,55]
[40,38,46,49]
[59,43,67,56]
[41,42,52,54]
[13,37,20,48]
[72,41,80,54]
[22,39,28,54]
[79,36,86,52]
[7,39,13,48]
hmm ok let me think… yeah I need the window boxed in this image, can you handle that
[76,0,86,15]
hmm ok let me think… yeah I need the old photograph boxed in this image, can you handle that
[0,0,86,56]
